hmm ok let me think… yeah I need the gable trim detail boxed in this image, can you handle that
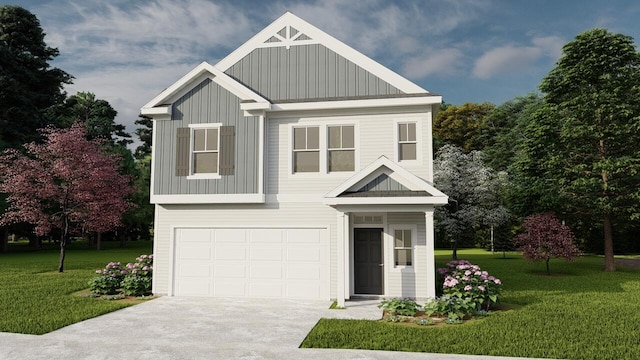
[215,12,427,94]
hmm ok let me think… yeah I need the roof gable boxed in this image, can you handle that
[141,62,269,116]
[324,156,448,206]
[216,12,427,95]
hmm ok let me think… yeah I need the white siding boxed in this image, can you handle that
[266,106,435,195]
[385,212,428,298]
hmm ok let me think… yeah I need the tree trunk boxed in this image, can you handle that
[452,237,458,260]
[96,232,102,251]
[58,216,69,273]
[1,226,8,253]
[58,238,67,273]
[546,257,551,276]
[603,215,615,272]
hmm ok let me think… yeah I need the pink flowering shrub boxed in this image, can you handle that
[438,259,502,311]
[88,255,154,296]
[89,262,127,295]
[122,254,154,296]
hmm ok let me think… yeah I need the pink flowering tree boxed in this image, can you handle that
[513,212,581,275]
[0,123,133,272]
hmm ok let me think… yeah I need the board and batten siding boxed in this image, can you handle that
[153,78,260,195]
[225,44,402,102]
[266,110,433,195]
[152,203,338,298]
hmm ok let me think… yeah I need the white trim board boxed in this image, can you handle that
[151,194,265,204]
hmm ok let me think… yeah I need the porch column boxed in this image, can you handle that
[425,209,436,298]
[336,211,348,307]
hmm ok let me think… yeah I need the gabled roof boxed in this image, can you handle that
[216,12,427,95]
[141,62,270,116]
[323,156,448,206]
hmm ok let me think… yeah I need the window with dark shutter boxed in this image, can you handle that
[219,125,235,175]
[175,127,190,176]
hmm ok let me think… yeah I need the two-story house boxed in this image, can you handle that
[141,12,447,307]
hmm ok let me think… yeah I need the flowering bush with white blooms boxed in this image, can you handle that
[88,255,154,297]
[438,259,502,311]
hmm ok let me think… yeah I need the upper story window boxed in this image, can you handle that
[293,126,320,172]
[175,123,234,179]
[328,125,355,172]
[398,122,417,161]
[193,128,219,174]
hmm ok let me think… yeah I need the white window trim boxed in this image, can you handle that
[292,125,321,173]
[389,224,417,269]
[187,123,222,180]
[393,119,422,166]
[288,122,359,177]
[327,125,356,173]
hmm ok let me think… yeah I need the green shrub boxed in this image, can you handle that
[88,274,121,295]
[121,274,152,296]
[89,261,128,295]
[424,296,474,321]
[378,298,420,316]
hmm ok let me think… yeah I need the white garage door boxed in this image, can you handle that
[172,227,329,299]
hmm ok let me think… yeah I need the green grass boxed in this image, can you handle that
[0,240,153,335]
[301,249,640,360]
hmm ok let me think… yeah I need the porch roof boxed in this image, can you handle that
[323,156,448,207]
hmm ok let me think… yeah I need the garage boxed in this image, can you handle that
[171,227,330,299]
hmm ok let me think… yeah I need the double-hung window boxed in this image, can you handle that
[328,125,355,172]
[192,127,219,174]
[398,122,417,161]
[175,124,234,178]
[293,126,320,172]
[394,229,413,266]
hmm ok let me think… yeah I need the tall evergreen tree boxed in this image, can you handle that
[0,5,72,149]
[538,28,640,271]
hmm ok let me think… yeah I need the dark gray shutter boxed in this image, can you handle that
[175,127,190,176]
[219,125,235,176]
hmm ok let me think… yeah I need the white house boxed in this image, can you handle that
[141,12,447,307]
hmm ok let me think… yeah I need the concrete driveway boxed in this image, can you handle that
[0,297,539,360]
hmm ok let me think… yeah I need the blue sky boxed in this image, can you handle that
[13,0,640,142]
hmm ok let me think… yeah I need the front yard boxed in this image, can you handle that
[0,241,153,334]
[301,250,640,360]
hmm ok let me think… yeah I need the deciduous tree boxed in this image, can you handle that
[433,102,495,152]
[434,145,510,258]
[513,213,580,275]
[0,123,133,271]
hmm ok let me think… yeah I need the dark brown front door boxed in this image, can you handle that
[354,228,383,295]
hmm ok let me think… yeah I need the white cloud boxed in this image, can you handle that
[402,48,463,79]
[532,35,565,60]
[275,0,490,60]
[33,0,254,148]
[473,46,541,79]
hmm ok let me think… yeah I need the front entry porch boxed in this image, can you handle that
[323,156,448,307]
[335,209,437,307]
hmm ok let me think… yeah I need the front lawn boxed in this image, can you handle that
[0,241,153,335]
[301,249,640,360]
